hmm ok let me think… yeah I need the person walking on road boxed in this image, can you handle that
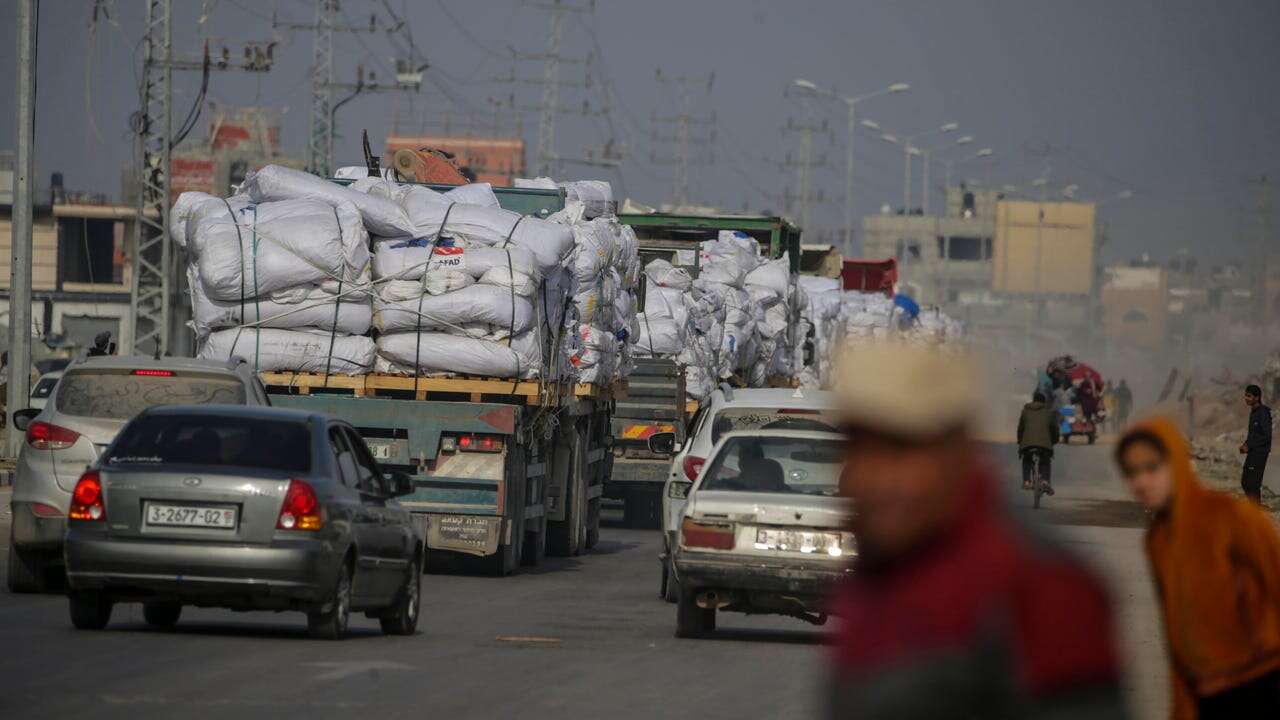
[1115,418,1280,718]
[1115,379,1134,428]
[1018,391,1060,494]
[827,343,1126,719]
[1102,382,1118,432]
[1240,384,1272,505]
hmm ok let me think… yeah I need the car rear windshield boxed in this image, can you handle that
[54,370,246,420]
[710,407,838,444]
[700,436,845,496]
[107,415,311,473]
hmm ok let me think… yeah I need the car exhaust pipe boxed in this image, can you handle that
[696,590,733,609]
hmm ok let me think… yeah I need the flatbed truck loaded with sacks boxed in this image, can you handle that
[176,167,636,574]
[607,211,803,528]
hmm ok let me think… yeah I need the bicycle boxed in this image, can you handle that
[1021,447,1053,509]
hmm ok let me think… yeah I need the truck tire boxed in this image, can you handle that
[585,497,601,550]
[547,424,588,557]
[484,539,519,576]
[7,529,50,594]
[623,487,662,529]
[675,582,715,638]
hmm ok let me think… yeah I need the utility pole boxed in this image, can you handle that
[783,85,827,232]
[651,69,714,208]
[129,2,275,358]
[1253,175,1273,325]
[8,0,37,456]
[535,0,566,177]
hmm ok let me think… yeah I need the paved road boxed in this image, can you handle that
[0,442,1169,719]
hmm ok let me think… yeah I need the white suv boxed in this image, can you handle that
[648,386,838,602]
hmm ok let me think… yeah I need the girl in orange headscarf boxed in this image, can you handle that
[1116,418,1280,718]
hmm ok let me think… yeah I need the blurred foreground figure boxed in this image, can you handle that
[1116,419,1280,718]
[827,344,1126,719]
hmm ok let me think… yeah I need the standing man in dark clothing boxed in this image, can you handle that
[1018,391,1060,493]
[1115,379,1133,429]
[1240,384,1272,505]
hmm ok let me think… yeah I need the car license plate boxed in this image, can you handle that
[755,528,843,555]
[144,503,237,529]
[367,441,396,460]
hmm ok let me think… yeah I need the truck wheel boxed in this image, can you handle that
[7,529,50,594]
[68,592,113,630]
[483,541,519,576]
[547,427,587,557]
[585,497,601,550]
[521,517,547,567]
[675,583,714,638]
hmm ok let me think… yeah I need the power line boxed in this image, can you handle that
[651,69,714,207]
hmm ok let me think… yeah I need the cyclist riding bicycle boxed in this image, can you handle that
[1018,391,1061,494]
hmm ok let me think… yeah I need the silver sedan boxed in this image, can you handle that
[63,405,423,639]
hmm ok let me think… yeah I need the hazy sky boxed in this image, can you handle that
[2,0,1278,262]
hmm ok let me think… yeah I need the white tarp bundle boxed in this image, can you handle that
[198,328,375,375]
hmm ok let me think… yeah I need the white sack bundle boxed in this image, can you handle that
[189,270,372,339]
[698,231,762,287]
[371,239,542,284]
[634,315,685,357]
[559,180,614,219]
[175,193,369,303]
[643,258,693,291]
[374,283,536,335]
[241,164,414,237]
[198,328,375,375]
[376,331,541,379]
[744,252,791,298]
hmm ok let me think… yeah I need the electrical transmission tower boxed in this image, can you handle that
[507,0,618,178]
[1252,174,1273,322]
[128,0,273,357]
[782,84,829,233]
[651,69,715,208]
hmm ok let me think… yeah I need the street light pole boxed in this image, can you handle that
[8,0,37,457]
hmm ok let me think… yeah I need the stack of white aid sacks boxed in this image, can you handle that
[554,195,640,386]
[796,275,847,389]
[358,176,577,379]
[695,231,762,383]
[841,292,965,350]
[173,165,405,373]
[743,251,795,386]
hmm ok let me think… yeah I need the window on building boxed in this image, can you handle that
[1122,309,1149,324]
[58,218,118,285]
[895,239,921,261]
[935,236,991,261]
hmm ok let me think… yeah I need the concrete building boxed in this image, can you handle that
[0,196,142,353]
[1101,266,1168,352]
[164,105,304,200]
[384,135,525,187]
[861,186,997,305]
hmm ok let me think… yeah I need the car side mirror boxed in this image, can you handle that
[12,408,40,432]
[386,471,415,498]
[647,431,676,455]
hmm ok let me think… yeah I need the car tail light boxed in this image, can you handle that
[277,479,322,531]
[31,502,63,518]
[456,434,503,453]
[26,421,80,450]
[682,455,705,481]
[68,471,105,522]
[131,369,175,377]
[681,517,735,550]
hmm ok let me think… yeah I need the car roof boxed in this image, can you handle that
[715,429,846,442]
[65,355,248,375]
[138,404,325,424]
[713,387,837,410]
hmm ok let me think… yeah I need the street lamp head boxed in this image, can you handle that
[1030,177,1048,187]
[793,78,818,90]
[940,122,960,132]
[1117,190,1134,200]
[955,135,974,145]
[976,148,994,157]
[907,146,922,156]
[888,83,910,93]
[880,133,899,144]
[860,119,881,130]
[1002,184,1019,193]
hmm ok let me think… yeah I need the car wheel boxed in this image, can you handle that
[675,582,714,638]
[661,554,679,604]
[308,562,352,640]
[68,592,113,630]
[143,602,182,628]
[380,559,421,636]
[7,529,49,594]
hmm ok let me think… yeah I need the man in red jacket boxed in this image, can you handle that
[827,344,1127,719]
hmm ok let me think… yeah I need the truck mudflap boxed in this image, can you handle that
[422,514,507,557]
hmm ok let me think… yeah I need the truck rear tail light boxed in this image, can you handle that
[681,517,735,550]
[27,421,80,450]
[277,479,322,531]
[68,471,105,522]
[682,456,705,481]
[455,434,503,453]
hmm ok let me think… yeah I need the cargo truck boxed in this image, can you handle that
[607,212,801,528]
[264,184,618,575]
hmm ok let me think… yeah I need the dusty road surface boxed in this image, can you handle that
[0,442,1170,720]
